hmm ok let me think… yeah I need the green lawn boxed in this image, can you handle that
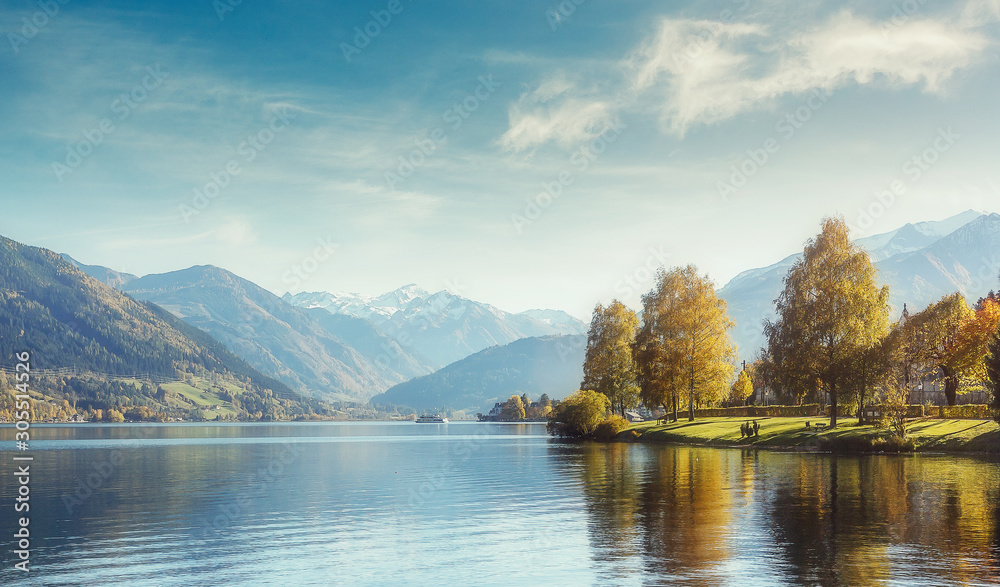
[159,380,238,419]
[629,416,999,453]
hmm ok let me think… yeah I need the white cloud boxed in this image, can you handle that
[500,2,995,145]
[497,74,617,153]
[635,11,991,134]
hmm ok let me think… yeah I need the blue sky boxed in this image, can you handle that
[1,0,999,319]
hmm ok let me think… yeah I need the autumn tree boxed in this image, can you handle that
[952,298,1000,383]
[764,217,890,427]
[636,265,736,422]
[547,389,610,437]
[986,330,1000,424]
[582,300,640,416]
[729,370,754,406]
[500,395,526,421]
[846,334,893,423]
[885,305,921,392]
[528,393,553,419]
[635,310,681,421]
[900,293,973,405]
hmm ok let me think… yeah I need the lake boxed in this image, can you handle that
[1,422,998,586]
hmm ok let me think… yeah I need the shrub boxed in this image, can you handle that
[877,381,909,438]
[820,433,916,453]
[547,390,610,438]
[594,414,631,441]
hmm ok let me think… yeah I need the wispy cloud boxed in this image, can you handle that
[499,2,996,146]
[497,74,618,154]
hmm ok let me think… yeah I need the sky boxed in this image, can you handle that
[1,0,999,319]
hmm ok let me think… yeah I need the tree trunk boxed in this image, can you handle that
[688,381,695,422]
[942,366,958,406]
[671,395,678,422]
[857,384,867,425]
[829,383,838,428]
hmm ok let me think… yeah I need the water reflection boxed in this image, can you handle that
[571,443,1000,586]
[1,424,996,585]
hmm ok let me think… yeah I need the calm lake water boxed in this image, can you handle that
[1,422,998,586]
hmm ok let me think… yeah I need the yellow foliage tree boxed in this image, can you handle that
[547,389,610,437]
[764,217,890,427]
[952,299,1000,382]
[500,395,526,421]
[637,265,736,422]
[729,370,754,406]
[582,300,640,416]
[901,293,973,405]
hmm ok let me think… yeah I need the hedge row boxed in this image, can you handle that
[937,404,993,419]
[689,405,829,418]
[668,404,994,420]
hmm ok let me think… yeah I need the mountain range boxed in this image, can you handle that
[6,208,994,413]
[1,236,318,420]
[371,334,586,412]
[718,210,999,360]
[63,257,587,402]
[114,265,433,403]
[283,287,587,368]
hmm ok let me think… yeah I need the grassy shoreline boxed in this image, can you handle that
[624,416,1000,454]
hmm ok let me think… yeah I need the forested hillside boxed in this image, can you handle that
[0,236,330,421]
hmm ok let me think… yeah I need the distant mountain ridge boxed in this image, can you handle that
[61,253,138,289]
[112,265,434,402]
[371,334,586,412]
[58,258,587,402]
[718,210,997,361]
[284,286,587,368]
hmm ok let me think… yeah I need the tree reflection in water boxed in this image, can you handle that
[568,442,1000,586]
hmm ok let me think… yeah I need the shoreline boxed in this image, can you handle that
[620,416,1000,455]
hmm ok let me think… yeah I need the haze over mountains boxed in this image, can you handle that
[718,210,999,360]
[283,287,587,368]
[64,257,587,402]
[372,334,586,412]
[116,266,432,403]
